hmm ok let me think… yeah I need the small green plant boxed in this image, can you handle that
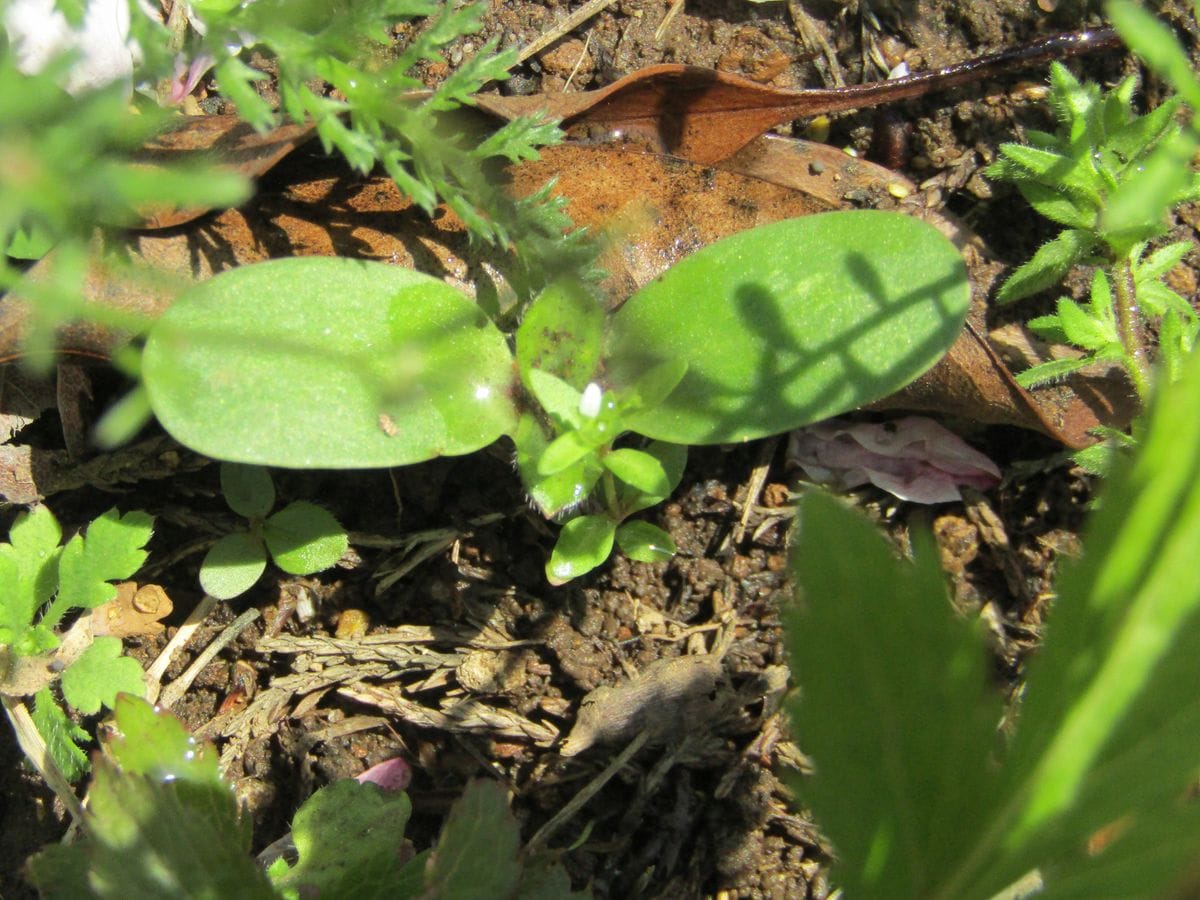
[0,505,153,780]
[986,1,1200,469]
[784,336,1200,898]
[134,210,972,582]
[199,462,348,600]
[28,693,587,898]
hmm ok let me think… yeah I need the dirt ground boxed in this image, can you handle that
[2,1,1197,898]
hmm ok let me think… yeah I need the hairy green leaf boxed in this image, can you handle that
[995,229,1096,304]
[199,532,267,600]
[263,502,348,575]
[220,463,276,519]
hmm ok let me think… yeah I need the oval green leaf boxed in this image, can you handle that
[603,448,671,496]
[604,211,970,445]
[546,515,616,586]
[516,280,604,390]
[263,502,348,575]
[143,258,518,467]
[199,532,267,600]
[615,520,677,564]
[220,463,275,519]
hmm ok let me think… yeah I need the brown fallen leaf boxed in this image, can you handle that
[478,28,1120,165]
[134,118,316,229]
[91,581,174,638]
[125,28,1118,228]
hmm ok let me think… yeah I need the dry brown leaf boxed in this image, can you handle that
[475,28,1118,164]
[91,581,174,638]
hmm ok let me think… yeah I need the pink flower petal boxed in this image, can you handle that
[355,757,412,792]
[788,417,1001,504]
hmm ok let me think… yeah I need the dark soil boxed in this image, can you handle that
[2,2,1197,898]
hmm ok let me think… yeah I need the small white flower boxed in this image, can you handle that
[579,382,602,419]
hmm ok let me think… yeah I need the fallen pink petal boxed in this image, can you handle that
[788,416,1002,504]
[355,757,412,792]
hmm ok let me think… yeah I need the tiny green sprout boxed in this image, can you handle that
[199,462,348,600]
[986,57,1200,423]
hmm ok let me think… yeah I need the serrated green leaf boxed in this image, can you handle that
[0,552,30,648]
[996,229,1096,304]
[108,694,221,786]
[199,532,267,600]
[32,688,90,783]
[602,448,672,496]
[546,515,617,585]
[615,520,676,564]
[271,780,412,900]
[29,763,273,898]
[55,508,153,613]
[785,490,1004,898]
[424,780,521,899]
[220,463,276,519]
[263,502,348,575]
[143,259,517,468]
[606,211,969,444]
[60,637,145,715]
[0,506,64,636]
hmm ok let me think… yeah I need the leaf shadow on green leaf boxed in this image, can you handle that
[616,246,968,445]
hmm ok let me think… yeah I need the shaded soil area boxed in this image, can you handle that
[2,1,1197,898]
